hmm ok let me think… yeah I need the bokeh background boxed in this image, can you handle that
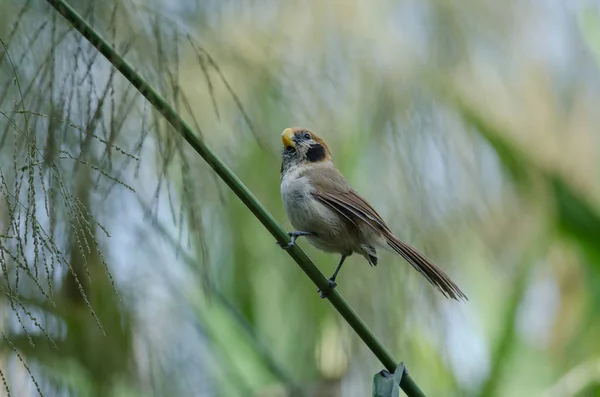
[1,0,600,396]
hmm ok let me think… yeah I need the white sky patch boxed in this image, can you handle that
[517,269,560,349]
[442,302,491,390]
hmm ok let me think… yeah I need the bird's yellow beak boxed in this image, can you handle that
[281,128,295,148]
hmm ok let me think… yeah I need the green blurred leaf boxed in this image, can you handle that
[551,176,600,267]
[550,176,600,307]
[454,94,600,269]
[454,99,531,186]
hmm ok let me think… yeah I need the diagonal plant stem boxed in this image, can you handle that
[44,1,426,395]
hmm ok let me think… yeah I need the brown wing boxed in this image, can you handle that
[308,166,467,301]
[313,190,390,232]
[306,164,389,228]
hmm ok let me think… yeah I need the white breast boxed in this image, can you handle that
[280,166,347,250]
[280,167,316,231]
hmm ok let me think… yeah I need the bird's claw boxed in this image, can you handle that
[318,279,337,299]
[277,231,310,250]
[276,241,295,250]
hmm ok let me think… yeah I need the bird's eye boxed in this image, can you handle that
[302,132,311,140]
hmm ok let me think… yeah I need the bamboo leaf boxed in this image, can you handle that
[372,363,406,397]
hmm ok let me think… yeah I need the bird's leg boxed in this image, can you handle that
[277,231,314,249]
[319,255,347,299]
[329,255,347,283]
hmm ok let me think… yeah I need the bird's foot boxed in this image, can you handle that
[277,231,313,250]
[276,240,295,250]
[318,279,337,299]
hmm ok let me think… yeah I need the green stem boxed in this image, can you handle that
[45,1,426,395]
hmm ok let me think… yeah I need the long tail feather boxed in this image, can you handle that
[385,233,467,301]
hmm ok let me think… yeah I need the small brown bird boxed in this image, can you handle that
[279,127,467,300]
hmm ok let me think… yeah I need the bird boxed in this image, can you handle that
[278,127,467,300]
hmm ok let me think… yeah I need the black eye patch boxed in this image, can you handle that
[306,143,326,162]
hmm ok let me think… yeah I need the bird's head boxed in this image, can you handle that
[280,128,332,175]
